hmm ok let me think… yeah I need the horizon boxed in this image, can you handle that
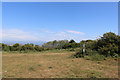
[2,2,118,44]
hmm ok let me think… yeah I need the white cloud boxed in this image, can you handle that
[45,31,88,42]
[2,28,38,41]
[41,29,55,34]
[67,30,85,35]
[1,28,96,43]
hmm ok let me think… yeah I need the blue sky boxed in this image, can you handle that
[2,2,118,42]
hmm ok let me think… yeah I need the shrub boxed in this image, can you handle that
[48,66,53,69]
[74,50,84,58]
[89,54,105,61]
[34,45,44,51]
[96,32,119,57]
[74,49,97,58]
[67,48,75,51]
[28,67,35,71]
[85,49,98,56]
[84,56,91,60]
[74,48,106,61]
[112,53,119,58]
[38,64,42,66]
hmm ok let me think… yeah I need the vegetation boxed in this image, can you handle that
[74,32,120,60]
[2,32,119,78]
[1,32,120,60]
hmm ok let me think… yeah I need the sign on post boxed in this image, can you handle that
[83,44,85,53]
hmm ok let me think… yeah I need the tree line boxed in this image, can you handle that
[0,39,81,52]
[0,32,120,57]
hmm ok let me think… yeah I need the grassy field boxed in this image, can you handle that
[2,50,118,78]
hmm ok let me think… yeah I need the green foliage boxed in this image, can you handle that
[2,43,10,51]
[12,43,21,51]
[75,32,120,59]
[67,48,75,51]
[96,32,119,57]
[74,49,106,61]
[23,44,35,51]
[42,39,81,49]
[37,64,42,66]
[42,40,69,49]
[112,53,119,58]
[2,43,44,52]
[28,67,35,71]
[2,32,120,58]
[85,49,98,56]
[84,56,91,60]
[74,49,84,58]
[48,66,53,69]
[89,54,105,61]
[34,45,44,51]
[69,39,75,43]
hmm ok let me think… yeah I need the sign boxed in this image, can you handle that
[83,49,85,53]
[83,44,85,53]
[83,44,85,47]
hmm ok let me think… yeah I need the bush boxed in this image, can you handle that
[74,48,106,61]
[96,32,119,57]
[84,54,105,61]
[89,54,105,61]
[74,50,84,58]
[74,49,97,58]
[84,56,91,60]
[112,53,119,58]
[34,45,44,51]
[67,48,75,51]
[85,49,98,56]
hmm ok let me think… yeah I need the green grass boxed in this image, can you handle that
[28,67,35,71]
[48,66,53,69]
[37,64,42,67]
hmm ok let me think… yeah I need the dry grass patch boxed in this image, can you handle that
[2,52,118,78]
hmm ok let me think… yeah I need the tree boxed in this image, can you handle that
[9,46,14,51]
[69,40,75,43]
[12,43,21,51]
[42,40,69,49]
[21,44,34,51]
[30,43,34,47]
[34,45,44,51]
[96,32,119,56]
[2,43,10,51]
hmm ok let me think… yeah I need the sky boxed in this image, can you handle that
[1,0,120,2]
[2,2,118,43]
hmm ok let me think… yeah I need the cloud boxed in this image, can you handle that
[2,28,38,41]
[41,29,55,34]
[1,28,95,43]
[45,31,88,42]
[67,30,85,35]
